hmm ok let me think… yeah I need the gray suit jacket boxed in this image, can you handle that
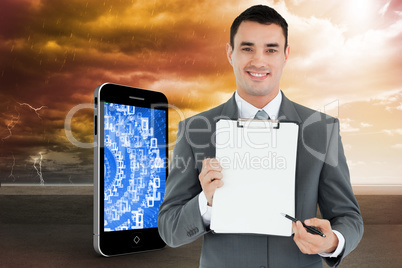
[158,93,364,268]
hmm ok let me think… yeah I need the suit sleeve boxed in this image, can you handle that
[158,120,208,247]
[318,118,364,267]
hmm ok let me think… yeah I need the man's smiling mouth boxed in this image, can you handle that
[248,72,268,77]
[247,71,270,80]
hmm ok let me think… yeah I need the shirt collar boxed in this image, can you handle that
[235,90,282,119]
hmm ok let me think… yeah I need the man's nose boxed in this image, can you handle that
[250,50,267,67]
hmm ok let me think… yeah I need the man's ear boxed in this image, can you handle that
[226,43,233,66]
[284,45,290,63]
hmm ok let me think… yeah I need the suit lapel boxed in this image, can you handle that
[278,92,302,124]
[220,93,239,120]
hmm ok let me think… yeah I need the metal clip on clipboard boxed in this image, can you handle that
[236,118,280,129]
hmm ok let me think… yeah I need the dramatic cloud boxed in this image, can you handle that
[0,0,401,185]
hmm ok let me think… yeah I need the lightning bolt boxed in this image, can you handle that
[8,153,16,182]
[18,102,47,119]
[33,152,45,185]
[2,102,47,141]
[1,109,20,142]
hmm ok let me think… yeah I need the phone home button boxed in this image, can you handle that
[131,233,144,248]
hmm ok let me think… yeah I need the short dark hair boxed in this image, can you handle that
[230,5,288,50]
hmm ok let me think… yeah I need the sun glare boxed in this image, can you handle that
[347,0,373,24]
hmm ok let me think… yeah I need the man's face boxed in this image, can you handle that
[227,21,290,101]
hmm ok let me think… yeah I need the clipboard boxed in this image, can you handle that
[210,119,299,236]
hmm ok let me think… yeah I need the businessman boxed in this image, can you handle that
[158,5,363,267]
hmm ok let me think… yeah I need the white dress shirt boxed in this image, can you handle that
[198,90,345,258]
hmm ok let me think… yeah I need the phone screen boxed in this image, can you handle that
[103,102,167,232]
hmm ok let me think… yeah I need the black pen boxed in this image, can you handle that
[281,213,326,237]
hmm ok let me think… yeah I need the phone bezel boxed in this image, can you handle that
[94,83,167,256]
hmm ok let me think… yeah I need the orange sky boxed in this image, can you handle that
[0,0,401,185]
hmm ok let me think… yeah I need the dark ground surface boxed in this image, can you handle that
[0,191,401,268]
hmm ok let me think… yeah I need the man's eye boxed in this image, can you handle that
[267,49,277,53]
[242,47,252,52]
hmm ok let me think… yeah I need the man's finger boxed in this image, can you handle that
[207,179,224,189]
[294,221,319,242]
[304,218,321,227]
[296,221,306,234]
[202,170,223,184]
[304,218,331,234]
[204,158,222,171]
[198,158,209,178]
[200,158,222,177]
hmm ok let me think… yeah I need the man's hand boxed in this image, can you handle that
[198,158,224,206]
[293,218,338,255]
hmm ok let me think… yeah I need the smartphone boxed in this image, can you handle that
[94,83,167,256]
